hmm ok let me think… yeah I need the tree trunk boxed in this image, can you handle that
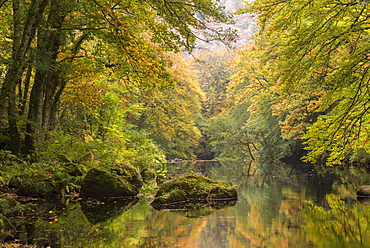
[25,69,46,153]
[42,71,61,130]
[19,66,33,116]
[0,0,48,115]
[8,84,21,154]
[0,0,49,154]
[25,0,67,153]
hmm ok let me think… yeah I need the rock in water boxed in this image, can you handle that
[151,173,237,208]
[80,168,139,198]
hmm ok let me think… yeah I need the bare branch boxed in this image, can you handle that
[0,0,8,9]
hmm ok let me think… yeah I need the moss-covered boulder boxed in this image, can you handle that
[357,185,370,197]
[80,169,139,198]
[113,164,143,189]
[151,173,237,208]
[64,162,86,177]
[9,170,68,198]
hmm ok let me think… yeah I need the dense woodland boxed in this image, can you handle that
[1,0,370,193]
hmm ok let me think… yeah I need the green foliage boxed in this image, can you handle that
[36,132,94,166]
[92,126,165,170]
[328,165,370,190]
[225,0,370,169]
[204,96,290,173]
[0,150,27,185]
[303,91,370,166]
[59,77,166,170]
[0,198,33,216]
[136,54,204,159]
[0,0,236,165]
[193,49,236,117]
[206,103,253,160]
[0,0,236,202]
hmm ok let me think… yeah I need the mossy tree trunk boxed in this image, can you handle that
[25,0,68,153]
[0,0,49,154]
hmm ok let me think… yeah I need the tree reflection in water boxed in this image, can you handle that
[304,194,370,248]
[4,162,370,248]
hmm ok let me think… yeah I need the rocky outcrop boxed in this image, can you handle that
[151,173,237,208]
[80,169,139,198]
[113,164,143,189]
[9,171,68,198]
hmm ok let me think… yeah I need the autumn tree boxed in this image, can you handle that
[229,42,305,165]
[193,49,236,117]
[134,53,204,159]
[199,43,292,172]
[0,0,236,156]
[232,0,370,167]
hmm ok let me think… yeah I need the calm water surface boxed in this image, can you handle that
[7,162,370,247]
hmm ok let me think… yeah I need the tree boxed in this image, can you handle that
[223,44,298,169]
[205,102,257,161]
[236,0,370,166]
[193,49,236,117]
[135,53,204,159]
[0,0,49,154]
[0,0,236,155]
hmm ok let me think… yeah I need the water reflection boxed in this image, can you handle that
[2,162,370,247]
[305,194,370,248]
[81,197,138,224]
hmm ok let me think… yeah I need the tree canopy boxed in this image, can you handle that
[0,0,236,161]
[3,0,370,171]
[229,0,370,167]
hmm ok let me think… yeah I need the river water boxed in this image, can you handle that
[4,161,370,247]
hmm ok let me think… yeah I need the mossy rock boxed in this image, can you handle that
[357,185,370,197]
[80,168,139,199]
[151,174,237,207]
[113,164,143,189]
[9,171,65,198]
[64,162,86,177]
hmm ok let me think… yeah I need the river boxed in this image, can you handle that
[3,161,370,247]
